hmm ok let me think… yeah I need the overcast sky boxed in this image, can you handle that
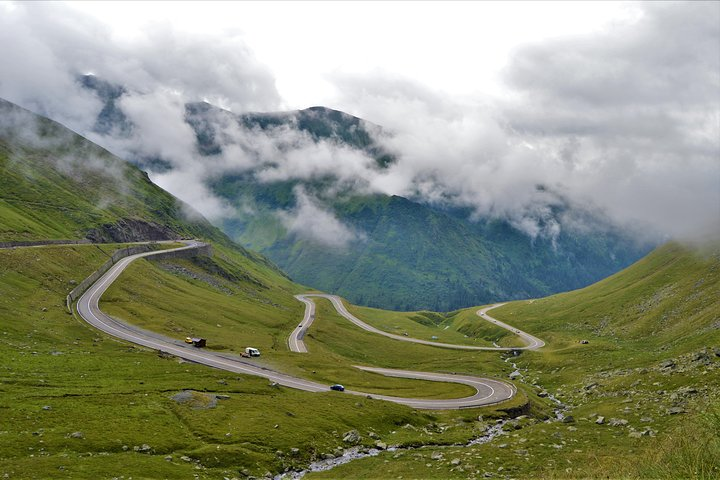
[0,1,718,242]
[62,1,644,109]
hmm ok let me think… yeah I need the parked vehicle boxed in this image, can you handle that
[185,337,206,348]
[245,347,260,357]
[330,384,345,392]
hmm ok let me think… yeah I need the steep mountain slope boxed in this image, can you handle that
[0,98,222,244]
[215,182,648,311]
[0,98,206,242]
[79,78,652,311]
[189,103,650,310]
[493,240,720,364]
[0,97,286,280]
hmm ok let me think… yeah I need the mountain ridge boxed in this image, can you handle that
[0,96,288,277]
[74,78,654,309]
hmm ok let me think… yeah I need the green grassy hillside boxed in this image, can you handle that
[342,303,525,349]
[101,252,514,399]
[75,239,720,479]
[311,241,720,479]
[491,241,720,372]
[0,242,533,479]
[0,244,499,479]
[0,97,226,244]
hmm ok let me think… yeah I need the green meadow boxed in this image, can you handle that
[0,243,526,479]
[304,242,720,479]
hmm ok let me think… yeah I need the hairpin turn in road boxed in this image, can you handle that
[74,242,542,409]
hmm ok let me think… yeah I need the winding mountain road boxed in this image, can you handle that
[73,242,538,409]
[291,294,545,353]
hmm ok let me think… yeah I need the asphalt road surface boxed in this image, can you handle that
[477,304,545,350]
[292,294,544,352]
[289,294,316,353]
[73,242,529,409]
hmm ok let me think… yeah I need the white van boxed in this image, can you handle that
[245,347,260,357]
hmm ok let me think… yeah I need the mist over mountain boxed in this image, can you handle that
[1,1,716,244]
[0,1,716,309]
[63,81,650,310]
[0,97,225,247]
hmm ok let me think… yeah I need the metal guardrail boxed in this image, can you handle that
[65,244,157,312]
[65,242,212,313]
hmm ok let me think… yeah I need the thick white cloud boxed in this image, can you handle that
[0,4,281,114]
[152,167,234,221]
[1,1,717,242]
[499,2,720,240]
[325,3,720,240]
[277,187,363,248]
[0,2,281,220]
[0,5,103,133]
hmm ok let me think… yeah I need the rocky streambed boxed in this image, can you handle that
[275,421,510,480]
[276,352,567,480]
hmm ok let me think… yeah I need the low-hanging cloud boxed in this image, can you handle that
[277,186,364,248]
[0,2,281,221]
[0,99,132,210]
[325,2,720,241]
[1,1,717,244]
[325,74,607,239]
[497,2,720,240]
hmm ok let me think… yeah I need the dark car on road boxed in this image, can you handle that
[330,384,345,392]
